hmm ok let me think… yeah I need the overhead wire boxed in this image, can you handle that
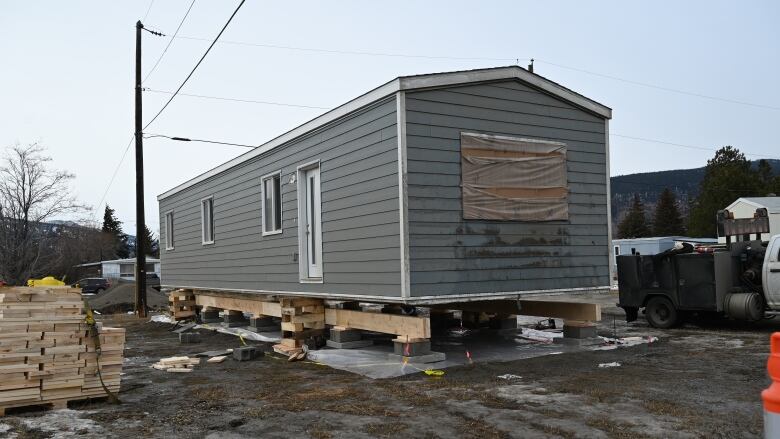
[144,133,256,148]
[94,135,135,220]
[143,0,197,84]
[143,0,155,21]
[143,88,330,110]
[143,0,246,131]
[610,133,779,159]
[169,35,778,112]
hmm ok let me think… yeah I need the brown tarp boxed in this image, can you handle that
[461,132,569,221]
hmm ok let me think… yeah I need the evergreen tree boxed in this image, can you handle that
[101,205,129,258]
[140,225,159,258]
[617,193,651,238]
[688,146,762,237]
[653,188,685,236]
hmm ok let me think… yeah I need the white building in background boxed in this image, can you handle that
[721,197,780,243]
[75,258,161,281]
[612,236,718,274]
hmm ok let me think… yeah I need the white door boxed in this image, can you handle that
[303,167,322,278]
[764,235,780,308]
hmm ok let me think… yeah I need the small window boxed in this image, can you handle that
[614,246,620,256]
[201,197,214,244]
[119,263,134,278]
[262,171,282,235]
[165,211,175,250]
[460,132,568,221]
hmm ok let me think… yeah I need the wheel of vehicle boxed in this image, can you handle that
[645,296,679,329]
[95,288,105,295]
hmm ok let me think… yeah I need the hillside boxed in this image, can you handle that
[610,159,780,225]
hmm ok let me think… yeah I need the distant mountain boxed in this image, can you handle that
[609,159,780,228]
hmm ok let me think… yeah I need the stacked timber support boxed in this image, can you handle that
[275,298,325,356]
[168,290,196,321]
[0,286,125,415]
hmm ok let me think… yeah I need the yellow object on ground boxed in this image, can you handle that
[26,276,66,287]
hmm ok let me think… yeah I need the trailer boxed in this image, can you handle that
[157,66,612,354]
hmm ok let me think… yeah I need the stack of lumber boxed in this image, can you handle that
[168,290,196,321]
[152,356,200,372]
[0,286,125,414]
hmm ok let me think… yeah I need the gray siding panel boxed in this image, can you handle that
[159,97,402,297]
[405,80,610,296]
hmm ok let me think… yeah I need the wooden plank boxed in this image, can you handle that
[324,308,430,339]
[195,295,281,317]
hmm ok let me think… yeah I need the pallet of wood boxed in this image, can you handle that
[168,290,196,321]
[0,286,125,415]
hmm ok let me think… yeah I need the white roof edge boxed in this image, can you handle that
[158,66,611,200]
[727,197,780,213]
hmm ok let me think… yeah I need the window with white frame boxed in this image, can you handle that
[262,172,282,235]
[201,197,214,244]
[165,211,175,250]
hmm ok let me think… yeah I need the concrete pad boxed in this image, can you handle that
[388,352,446,364]
[326,339,373,349]
[393,340,431,356]
[179,332,200,343]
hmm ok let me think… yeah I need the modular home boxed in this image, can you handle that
[158,66,613,305]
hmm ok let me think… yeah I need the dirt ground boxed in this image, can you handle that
[0,292,771,438]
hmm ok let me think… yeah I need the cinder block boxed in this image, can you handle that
[330,328,362,343]
[221,321,248,328]
[393,339,431,357]
[326,339,373,349]
[250,316,275,327]
[223,313,248,323]
[179,332,200,344]
[562,323,597,339]
[489,316,518,330]
[232,346,259,361]
[201,310,221,323]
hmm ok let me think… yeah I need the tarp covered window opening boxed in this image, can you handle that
[460,132,569,221]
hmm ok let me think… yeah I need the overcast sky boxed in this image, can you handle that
[2,1,778,234]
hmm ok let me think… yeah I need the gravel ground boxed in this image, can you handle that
[0,292,771,438]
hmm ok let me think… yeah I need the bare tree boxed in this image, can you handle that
[0,143,83,284]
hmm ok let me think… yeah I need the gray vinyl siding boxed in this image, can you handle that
[405,80,610,296]
[158,97,402,297]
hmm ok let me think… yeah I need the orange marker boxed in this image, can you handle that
[762,333,780,437]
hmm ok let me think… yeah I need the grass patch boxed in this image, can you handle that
[456,417,509,439]
[363,421,409,437]
[586,418,650,439]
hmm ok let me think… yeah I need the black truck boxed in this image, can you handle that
[617,208,780,328]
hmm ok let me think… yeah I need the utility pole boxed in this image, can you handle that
[134,20,147,318]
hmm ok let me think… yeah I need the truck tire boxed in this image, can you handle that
[645,296,679,329]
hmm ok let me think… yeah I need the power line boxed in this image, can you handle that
[144,133,256,148]
[142,0,155,21]
[143,0,197,84]
[94,135,135,220]
[535,59,780,112]
[170,35,777,112]
[143,87,330,110]
[174,35,518,62]
[143,0,246,131]
[611,133,779,159]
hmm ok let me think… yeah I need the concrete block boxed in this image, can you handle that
[201,310,221,323]
[326,339,373,349]
[250,316,275,327]
[330,328,362,343]
[388,351,446,364]
[232,346,259,361]
[489,316,518,330]
[393,340,431,357]
[221,321,249,328]
[246,324,280,333]
[179,332,200,344]
[223,313,248,323]
[562,323,597,339]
